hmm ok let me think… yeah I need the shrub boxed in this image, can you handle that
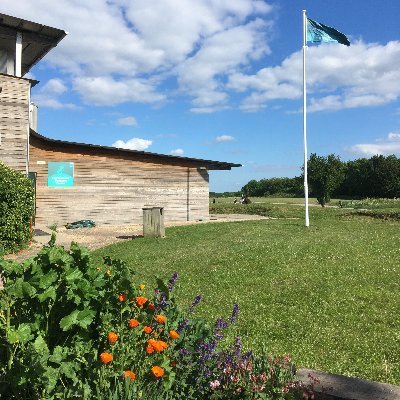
[0,162,34,255]
[0,238,312,399]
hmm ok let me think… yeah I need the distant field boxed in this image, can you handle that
[93,202,400,385]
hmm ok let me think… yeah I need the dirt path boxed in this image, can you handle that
[4,214,269,262]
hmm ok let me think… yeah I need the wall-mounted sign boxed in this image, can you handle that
[48,162,74,187]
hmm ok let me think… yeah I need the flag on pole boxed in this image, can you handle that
[307,18,350,46]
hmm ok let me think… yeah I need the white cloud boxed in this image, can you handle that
[170,148,184,156]
[1,0,273,109]
[214,135,236,143]
[112,137,152,151]
[116,116,138,126]
[32,78,78,109]
[348,132,400,156]
[73,76,165,106]
[229,41,400,112]
[5,1,400,114]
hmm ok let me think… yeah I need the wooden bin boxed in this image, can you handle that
[142,207,165,238]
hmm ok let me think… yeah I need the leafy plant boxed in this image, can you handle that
[0,161,34,255]
[0,238,310,399]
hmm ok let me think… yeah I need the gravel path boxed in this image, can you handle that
[4,214,269,262]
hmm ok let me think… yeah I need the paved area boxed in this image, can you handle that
[4,214,269,261]
[297,368,400,400]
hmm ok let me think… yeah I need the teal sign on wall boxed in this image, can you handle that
[48,162,74,187]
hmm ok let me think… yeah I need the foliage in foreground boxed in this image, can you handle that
[0,161,34,255]
[0,238,314,399]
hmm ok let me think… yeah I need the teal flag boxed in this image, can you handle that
[307,18,350,46]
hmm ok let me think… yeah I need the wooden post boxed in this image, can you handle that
[143,207,165,238]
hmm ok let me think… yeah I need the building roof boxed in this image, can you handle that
[30,130,241,170]
[0,13,67,76]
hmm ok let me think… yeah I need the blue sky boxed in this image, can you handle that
[3,0,400,192]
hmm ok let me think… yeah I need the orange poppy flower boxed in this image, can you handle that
[155,314,167,324]
[118,293,127,302]
[169,330,180,339]
[100,352,113,364]
[136,296,148,308]
[147,303,155,311]
[129,319,139,328]
[123,370,136,381]
[151,366,164,378]
[143,326,152,334]
[108,332,118,344]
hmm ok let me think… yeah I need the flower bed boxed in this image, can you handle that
[0,235,315,399]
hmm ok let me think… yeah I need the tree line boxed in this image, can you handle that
[238,154,400,206]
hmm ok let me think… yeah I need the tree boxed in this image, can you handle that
[307,153,345,206]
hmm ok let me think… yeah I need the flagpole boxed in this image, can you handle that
[302,10,310,227]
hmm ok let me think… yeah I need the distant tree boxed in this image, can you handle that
[241,179,260,196]
[307,153,345,206]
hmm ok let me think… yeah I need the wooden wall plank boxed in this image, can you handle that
[30,136,210,226]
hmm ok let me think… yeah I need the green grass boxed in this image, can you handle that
[93,204,400,385]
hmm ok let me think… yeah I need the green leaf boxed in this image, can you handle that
[48,346,66,364]
[59,309,95,330]
[76,309,96,329]
[38,270,58,289]
[21,281,37,297]
[60,361,78,380]
[37,286,57,302]
[65,268,83,283]
[7,323,33,344]
[60,310,79,331]
[33,335,49,355]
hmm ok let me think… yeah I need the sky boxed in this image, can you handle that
[2,0,400,192]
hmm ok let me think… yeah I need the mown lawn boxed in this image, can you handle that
[93,205,400,385]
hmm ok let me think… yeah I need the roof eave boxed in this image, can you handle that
[30,130,241,170]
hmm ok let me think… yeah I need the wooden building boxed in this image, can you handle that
[0,13,240,226]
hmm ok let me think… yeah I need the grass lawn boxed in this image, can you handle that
[93,203,400,385]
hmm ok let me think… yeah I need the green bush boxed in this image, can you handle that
[0,162,34,255]
[0,238,313,399]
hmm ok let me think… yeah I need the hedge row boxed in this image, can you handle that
[0,161,34,255]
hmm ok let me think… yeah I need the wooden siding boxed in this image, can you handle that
[29,137,210,226]
[0,74,29,172]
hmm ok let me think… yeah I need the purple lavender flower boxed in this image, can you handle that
[177,319,188,333]
[229,303,240,324]
[167,272,179,291]
[188,294,203,313]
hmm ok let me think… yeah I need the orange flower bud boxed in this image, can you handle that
[100,352,113,364]
[143,326,152,334]
[129,319,139,328]
[147,303,155,311]
[151,366,164,378]
[108,332,118,344]
[155,314,167,324]
[118,293,127,302]
[169,330,180,339]
[123,370,136,381]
